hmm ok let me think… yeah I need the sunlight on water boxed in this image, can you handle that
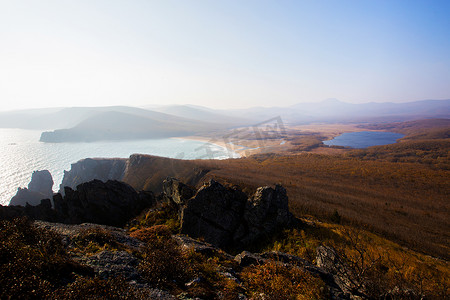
[0,128,238,206]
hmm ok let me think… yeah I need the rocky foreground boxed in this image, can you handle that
[1,177,440,299]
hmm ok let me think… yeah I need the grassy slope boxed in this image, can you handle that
[123,151,449,260]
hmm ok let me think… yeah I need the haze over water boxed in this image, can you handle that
[0,128,237,206]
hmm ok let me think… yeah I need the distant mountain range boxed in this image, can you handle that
[219,99,450,124]
[0,99,448,142]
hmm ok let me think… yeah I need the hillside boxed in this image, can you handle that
[121,153,449,261]
[39,110,223,143]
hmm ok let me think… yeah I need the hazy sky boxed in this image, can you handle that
[0,0,449,111]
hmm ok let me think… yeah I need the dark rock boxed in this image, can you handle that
[234,251,264,267]
[173,234,233,259]
[54,180,154,227]
[180,180,248,248]
[316,246,358,299]
[28,170,54,195]
[165,179,293,249]
[10,170,54,206]
[240,184,293,245]
[59,158,127,194]
[34,221,145,249]
[3,179,154,227]
[0,199,58,222]
[162,177,195,205]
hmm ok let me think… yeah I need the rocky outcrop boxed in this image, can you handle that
[1,180,154,227]
[164,178,294,249]
[9,170,54,206]
[316,246,373,299]
[60,158,127,194]
[0,199,57,222]
[162,178,195,205]
[54,180,155,227]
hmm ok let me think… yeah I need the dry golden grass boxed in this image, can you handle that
[123,152,449,260]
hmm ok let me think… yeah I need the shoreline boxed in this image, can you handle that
[172,136,244,158]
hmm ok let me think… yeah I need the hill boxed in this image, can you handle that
[40,110,222,142]
[148,104,252,126]
[120,153,449,260]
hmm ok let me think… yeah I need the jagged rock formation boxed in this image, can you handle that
[1,199,57,221]
[54,180,155,227]
[60,158,127,194]
[9,170,54,206]
[1,180,154,227]
[163,178,294,248]
[161,178,195,205]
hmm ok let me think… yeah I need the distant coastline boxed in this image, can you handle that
[172,136,243,158]
[0,129,238,206]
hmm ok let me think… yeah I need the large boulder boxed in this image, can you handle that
[162,177,195,205]
[54,180,155,227]
[180,180,248,247]
[239,184,292,245]
[164,178,293,249]
[9,170,54,206]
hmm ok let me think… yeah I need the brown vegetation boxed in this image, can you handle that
[347,139,450,169]
[358,118,450,136]
[264,220,449,298]
[123,150,449,260]
[241,260,325,299]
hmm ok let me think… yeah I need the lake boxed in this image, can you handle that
[323,131,404,149]
[0,128,238,206]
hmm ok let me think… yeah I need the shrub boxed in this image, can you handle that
[129,202,180,232]
[129,225,172,243]
[241,260,325,300]
[53,276,149,299]
[71,226,123,254]
[137,225,192,290]
[0,217,91,299]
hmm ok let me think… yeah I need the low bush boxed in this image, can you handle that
[137,225,192,290]
[71,226,123,254]
[241,260,325,300]
[0,217,92,299]
[128,202,180,233]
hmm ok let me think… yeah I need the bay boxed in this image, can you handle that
[0,128,238,206]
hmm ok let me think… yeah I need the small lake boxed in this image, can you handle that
[323,131,404,149]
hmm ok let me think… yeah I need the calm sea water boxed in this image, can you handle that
[323,131,405,149]
[0,128,238,206]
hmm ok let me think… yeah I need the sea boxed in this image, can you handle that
[0,128,239,206]
[323,131,405,149]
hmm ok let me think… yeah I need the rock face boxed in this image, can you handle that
[60,158,127,194]
[54,180,155,227]
[164,178,293,249]
[1,180,154,227]
[162,178,195,205]
[9,170,54,206]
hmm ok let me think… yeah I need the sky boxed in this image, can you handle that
[0,0,449,111]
